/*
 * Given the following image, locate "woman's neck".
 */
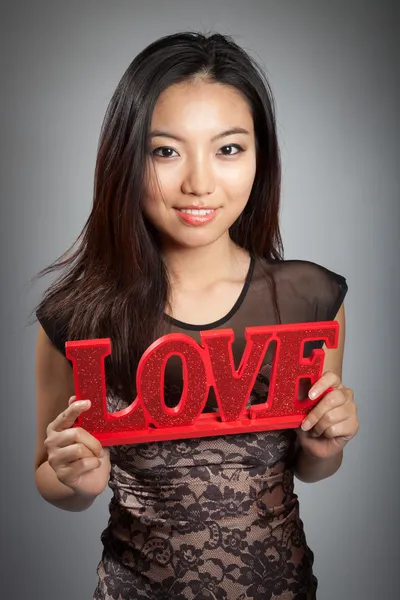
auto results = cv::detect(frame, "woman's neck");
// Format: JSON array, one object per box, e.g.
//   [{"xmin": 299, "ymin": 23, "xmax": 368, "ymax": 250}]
[{"xmin": 162, "ymin": 234, "xmax": 248, "ymax": 292}]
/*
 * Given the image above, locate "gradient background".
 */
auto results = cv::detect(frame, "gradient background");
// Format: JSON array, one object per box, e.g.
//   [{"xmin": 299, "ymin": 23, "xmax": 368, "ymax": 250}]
[{"xmin": 1, "ymin": 1, "xmax": 399, "ymax": 598}]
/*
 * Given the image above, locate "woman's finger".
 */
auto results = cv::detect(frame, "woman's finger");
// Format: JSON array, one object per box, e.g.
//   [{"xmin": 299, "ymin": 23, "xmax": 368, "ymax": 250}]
[
  {"xmin": 301, "ymin": 389, "xmax": 348, "ymax": 431},
  {"xmin": 48, "ymin": 426, "xmax": 104, "ymax": 458},
  {"xmin": 49, "ymin": 443, "xmax": 95, "ymax": 470},
  {"xmin": 315, "ymin": 415, "xmax": 359, "ymax": 440},
  {"xmin": 308, "ymin": 370, "xmax": 343, "ymax": 400},
  {"xmin": 307, "ymin": 404, "xmax": 354, "ymax": 437},
  {"xmin": 47, "ymin": 399, "xmax": 91, "ymax": 434},
  {"xmin": 56, "ymin": 457, "xmax": 102, "ymax": 486}
]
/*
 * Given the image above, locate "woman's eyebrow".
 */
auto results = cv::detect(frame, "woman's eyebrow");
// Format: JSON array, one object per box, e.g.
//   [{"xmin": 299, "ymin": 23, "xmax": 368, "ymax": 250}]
[{"xmin": 149, "ymin": 127, "xmax": 251, "ymax": 142}]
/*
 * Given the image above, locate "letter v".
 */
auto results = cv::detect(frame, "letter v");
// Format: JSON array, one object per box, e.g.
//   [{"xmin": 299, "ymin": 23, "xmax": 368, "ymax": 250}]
[{"xmin": 200, "ymin": 327, "xmax": 274, "ymax": 422}]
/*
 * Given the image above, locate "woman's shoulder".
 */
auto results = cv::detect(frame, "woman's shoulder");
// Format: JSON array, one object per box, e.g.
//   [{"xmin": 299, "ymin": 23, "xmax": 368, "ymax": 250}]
[
  {"xmin": 254, "ymin": 256, "xmax": 348, "ymax": 321},
  {"xmin": 266, "ymin": 257, "xmax": 346, "ymax": 287},
  {"xmin": 36, "ymin": 300, "xmax": 70, "ymax": 356}
]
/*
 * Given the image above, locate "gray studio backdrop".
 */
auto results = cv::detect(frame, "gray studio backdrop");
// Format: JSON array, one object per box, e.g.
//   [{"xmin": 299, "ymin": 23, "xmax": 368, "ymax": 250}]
[{"xmin": 1, "ymin": 1, "xmax": 399, "ymax": 599}]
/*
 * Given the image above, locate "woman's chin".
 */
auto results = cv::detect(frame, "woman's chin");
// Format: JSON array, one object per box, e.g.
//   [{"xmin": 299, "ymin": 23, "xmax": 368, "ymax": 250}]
[{"xmin": 163, "ymin": 229, "xmax": 226, "ymax": 250}]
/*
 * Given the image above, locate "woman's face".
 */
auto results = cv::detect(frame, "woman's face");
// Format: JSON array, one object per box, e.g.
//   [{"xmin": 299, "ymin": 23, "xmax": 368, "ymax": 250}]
[{"xmin": 143, "ymin": 79, "xmax": 257, "ymax": 249}]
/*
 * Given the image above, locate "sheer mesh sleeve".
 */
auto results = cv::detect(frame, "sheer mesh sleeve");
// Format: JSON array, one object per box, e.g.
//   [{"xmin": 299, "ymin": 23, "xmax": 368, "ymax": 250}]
[
  {"xmin": 268, "ymin": 259, "xmax": 348, "ymax": 354},
  {"xmin": 270, "ymin": 259, "xmax": 348, "ymax": 323},
  {"xmin": 36, "ymin": 306, "xmax": 68, "ymax": 356},
  {"xmin": 295, "ymin": 260, "xmax": 347, "ymax": 322}
]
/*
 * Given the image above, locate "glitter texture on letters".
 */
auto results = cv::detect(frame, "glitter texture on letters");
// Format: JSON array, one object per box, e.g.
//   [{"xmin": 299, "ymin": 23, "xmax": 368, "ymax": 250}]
[{"xmin": 65, "ymin": 321, "xmax": 339, "ymax": 446}]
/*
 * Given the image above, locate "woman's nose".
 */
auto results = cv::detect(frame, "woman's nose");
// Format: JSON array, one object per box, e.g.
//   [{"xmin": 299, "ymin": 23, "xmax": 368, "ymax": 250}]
[{"xmin": 181, "ymin": 157, "xmax": 215, "ymax": 197}]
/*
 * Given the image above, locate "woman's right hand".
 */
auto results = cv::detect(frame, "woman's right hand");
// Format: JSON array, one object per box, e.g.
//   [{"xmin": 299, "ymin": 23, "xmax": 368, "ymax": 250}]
[{"xmin": 44, "ymin": 396, "xmax": 111, "ymax": 500}]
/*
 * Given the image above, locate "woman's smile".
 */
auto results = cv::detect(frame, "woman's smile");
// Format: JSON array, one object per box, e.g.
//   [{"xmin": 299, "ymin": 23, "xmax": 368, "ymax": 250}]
[{"xmin": 174, "ymin": 206, "xmax": 219, "ymax": 226}]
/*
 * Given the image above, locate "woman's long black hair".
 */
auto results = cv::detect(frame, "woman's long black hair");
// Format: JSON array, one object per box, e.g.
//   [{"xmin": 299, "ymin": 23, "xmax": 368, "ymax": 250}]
[{"xmin": 33, "ymin": 31, "xmax": 283, "ymax": 405}]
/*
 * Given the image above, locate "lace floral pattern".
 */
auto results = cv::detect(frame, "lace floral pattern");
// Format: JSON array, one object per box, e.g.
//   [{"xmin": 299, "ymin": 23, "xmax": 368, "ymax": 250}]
[{"xmin": 93, "ymin": 392, "xmax": 317, "ymax": 599}]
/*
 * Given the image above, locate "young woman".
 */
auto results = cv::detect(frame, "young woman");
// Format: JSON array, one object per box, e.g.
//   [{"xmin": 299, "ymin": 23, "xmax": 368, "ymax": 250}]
[{"xmin": 34, "ymin": 32, "xmax": 358, "ymax": 600}]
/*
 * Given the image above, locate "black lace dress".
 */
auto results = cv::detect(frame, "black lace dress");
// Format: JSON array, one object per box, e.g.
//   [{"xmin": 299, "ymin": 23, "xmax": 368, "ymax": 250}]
[{"xmin": 37, "ymin": 257, "xmax": 348, "ymax": 600}]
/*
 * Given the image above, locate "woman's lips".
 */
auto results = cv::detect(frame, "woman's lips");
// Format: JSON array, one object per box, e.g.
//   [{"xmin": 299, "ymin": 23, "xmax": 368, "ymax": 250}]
[{"xmin": 174, "ymin": 207, "xmax": 218, "ymax": 226}]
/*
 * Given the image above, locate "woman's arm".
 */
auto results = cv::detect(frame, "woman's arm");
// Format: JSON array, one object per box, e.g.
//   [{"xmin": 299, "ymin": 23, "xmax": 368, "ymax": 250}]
[
  {"xmin": 34, "ymin": 325, "xmax": 110, "ymax": 511},
  {"xmin": 294, "ymin": 304, "xmax": 358, "ymax": 483}
]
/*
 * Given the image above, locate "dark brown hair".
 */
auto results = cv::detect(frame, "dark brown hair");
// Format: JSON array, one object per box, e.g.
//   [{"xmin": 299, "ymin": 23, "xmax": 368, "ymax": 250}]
[{"xmin": 33, "ymin": 31, "xmax": 283, "ymax": 404}]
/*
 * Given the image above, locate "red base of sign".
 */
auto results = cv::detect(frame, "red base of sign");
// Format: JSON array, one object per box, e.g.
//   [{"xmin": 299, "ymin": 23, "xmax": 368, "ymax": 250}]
[{"xmin": 86, "ymin": 404, "xmax": 331, "ymax": 446}]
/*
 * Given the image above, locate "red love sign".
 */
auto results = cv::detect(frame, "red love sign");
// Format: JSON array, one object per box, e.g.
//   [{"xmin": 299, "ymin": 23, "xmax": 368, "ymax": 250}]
[{"xmin": 65, "ymin": 321, "xmax": 338, "ymax": 446}]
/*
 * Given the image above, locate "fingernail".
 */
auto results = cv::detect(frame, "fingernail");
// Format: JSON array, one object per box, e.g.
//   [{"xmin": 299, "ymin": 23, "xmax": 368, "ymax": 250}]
[
  {"xmin": 301, "ymin": 419, "xmax": 312, "ymax": 431},
  {"xmin": 76, "ymin": 400, "xmax": 90, "ymax": 407},
  {"xmin": 99, "ymin": 449, "xmax": 105, "ymax": 458},
  {"xmin": 309, "ymin": 389, "xmax": 318, "ymax": 400},
  {"xmin": 310, "ymin": 431, "xmax": 320, "ymax": 438}
]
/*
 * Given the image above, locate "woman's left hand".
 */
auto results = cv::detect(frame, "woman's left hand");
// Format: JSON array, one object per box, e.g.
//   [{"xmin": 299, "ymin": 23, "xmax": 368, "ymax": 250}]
[{"xmin": 296, "ymin": 371, "xmax": 359, "ymax": 460}]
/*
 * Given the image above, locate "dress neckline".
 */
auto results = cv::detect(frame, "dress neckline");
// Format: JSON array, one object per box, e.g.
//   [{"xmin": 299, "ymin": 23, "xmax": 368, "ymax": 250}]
[{"xmin": 164, "ymin": 254, "xmax": 255, "ymax": 331}]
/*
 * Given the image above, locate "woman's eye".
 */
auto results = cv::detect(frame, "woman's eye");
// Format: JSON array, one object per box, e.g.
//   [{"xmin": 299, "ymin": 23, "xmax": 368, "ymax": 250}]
[
  {"xmin": 152, "ymin": 147, "xmax": 178, "ymax": 158},
  {"xmin": 217, "ymin": 144, "xmax": 244, "ymax": 156}
]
